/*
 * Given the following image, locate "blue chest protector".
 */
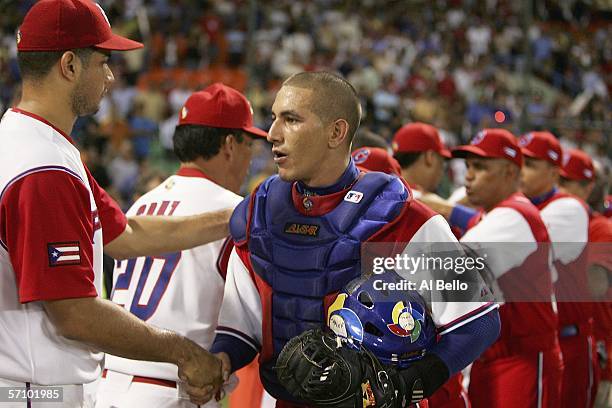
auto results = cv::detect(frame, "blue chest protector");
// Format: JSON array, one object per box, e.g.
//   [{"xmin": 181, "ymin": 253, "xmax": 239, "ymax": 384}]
[{"xmin": 231, "ymin": 172, "xmax": 410, "ymax": 359}]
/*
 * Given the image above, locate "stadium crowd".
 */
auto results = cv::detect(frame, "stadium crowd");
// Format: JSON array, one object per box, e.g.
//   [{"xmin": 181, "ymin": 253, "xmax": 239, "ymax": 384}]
[{"xmin": 0, "ymin": 0, "xmax": 609, "ymax": 210}]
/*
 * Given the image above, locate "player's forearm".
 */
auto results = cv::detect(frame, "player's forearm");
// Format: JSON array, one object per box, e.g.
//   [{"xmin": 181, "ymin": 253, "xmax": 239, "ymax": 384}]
[
  {"xmin": 105, "ymin": 208, "xmax": 232, "ymax": 260},
  {"xmin": 430, "ymin": 308, "xmax": 500, "ymax": 375},
  {"xmin": 43, "ymin": 296, "xmax": 192, "ymax": 365},
  {"xmin": 418, "ymin": 193, "xmax": 454, "ymax": 219},
  {"xmin": 398, "ymin": 309, "xmax": 500, "ymax": 400}
]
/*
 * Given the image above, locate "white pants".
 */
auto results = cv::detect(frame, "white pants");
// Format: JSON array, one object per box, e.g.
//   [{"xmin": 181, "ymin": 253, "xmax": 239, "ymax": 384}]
[
  {"xmin": 0, "ymin": 378, "xmax": 89, "ymax": 408},
  {"xmin": 95, "ymin": 370, "xmax": 231, "ymax": 408}
]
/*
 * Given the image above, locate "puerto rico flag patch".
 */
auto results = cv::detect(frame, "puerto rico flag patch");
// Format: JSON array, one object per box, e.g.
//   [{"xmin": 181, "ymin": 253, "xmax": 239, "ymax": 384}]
[{"xmin": 48, "ymin": 241, "xmax": 81, "ymax": 267}]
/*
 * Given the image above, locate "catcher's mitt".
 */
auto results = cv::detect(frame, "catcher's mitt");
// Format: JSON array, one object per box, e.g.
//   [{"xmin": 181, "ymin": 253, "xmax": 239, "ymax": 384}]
[{"xmin": 275, "ymin": 328, "xmax": 424, "ymax": 407}]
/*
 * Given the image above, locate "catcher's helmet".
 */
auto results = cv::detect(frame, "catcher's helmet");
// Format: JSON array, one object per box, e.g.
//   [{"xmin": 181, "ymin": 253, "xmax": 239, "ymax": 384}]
[{"xmin": 327, "ymin": 272, "xmax": 436, "ymax": 368}]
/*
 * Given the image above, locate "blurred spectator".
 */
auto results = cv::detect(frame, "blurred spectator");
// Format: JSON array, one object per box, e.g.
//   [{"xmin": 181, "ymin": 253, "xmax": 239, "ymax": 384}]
[
  {"xmin": 168, "ymin": 79, "xmax": 192, "ymax": 114},
  {"xmin": 159, "ymin": 107, "xmax": 179, "ymax": 159},
  {"xmin": 99, "ymin": 103, "xmax": 132, "ymax": 152},
  {"xmin": 133, "ymin": 83, "xmax": 167, "ymax": 123},
  {"xmin": 109, "ymin": 141, "xmax": 140, "ymax": 204},
  {"xmin": 128, "ymin": 101, "xmax": 158, "ymax": 162}
]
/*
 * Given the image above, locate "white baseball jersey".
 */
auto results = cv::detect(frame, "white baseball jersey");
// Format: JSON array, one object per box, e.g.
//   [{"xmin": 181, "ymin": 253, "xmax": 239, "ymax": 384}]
[
  {"xmin": 0, "ymin": 108, "xmax": 127, "ymax": 384},
  {"xmin": 461, "ymin": 206, "xmax": 539, "ymax": 278},
  {"xmin": 538, "ymin": 194, "xmax": 589, "ymax": 264},
  {"xmin": 105, "ymin": 167, "xmax": 242, "ymax": 380}
]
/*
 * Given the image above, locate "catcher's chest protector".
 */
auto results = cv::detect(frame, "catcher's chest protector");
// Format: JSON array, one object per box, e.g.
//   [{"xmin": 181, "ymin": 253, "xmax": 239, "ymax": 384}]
[{"xmin": 247, "ymin": 173, "xmax": 408, "ymax": 358}]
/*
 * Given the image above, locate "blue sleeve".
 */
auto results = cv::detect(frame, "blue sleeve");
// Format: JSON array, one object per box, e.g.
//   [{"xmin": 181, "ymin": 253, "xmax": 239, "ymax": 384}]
[
  {"xmin": 229, "ymin": 196, "xmax": 250, "ymax": 243},
  {"xmin": 429, "ymin": 308, "xmax": 500, "ymax": 375},
  {"xmin": 210, "ymin": 333, "xmax": 258, "ymax": 373},
  {"xmin": 449, "ymin": 204, "xmax": 479, "ymax": 232}
]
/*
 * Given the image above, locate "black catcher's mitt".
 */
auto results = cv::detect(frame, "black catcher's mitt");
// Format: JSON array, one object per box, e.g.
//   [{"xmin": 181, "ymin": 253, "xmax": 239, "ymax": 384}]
[{"xmin": 275, "ymin": 328, "xmax": 425, "ymax": 407}]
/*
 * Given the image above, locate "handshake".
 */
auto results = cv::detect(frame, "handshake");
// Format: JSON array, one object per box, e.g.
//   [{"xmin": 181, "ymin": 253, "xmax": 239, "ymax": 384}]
[{"xmin": 175, "ymin": 338, "xmax": 232, "ymax": 405}]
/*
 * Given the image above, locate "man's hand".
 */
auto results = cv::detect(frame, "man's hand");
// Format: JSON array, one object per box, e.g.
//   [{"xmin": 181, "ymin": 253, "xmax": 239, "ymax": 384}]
[
  {"xmin": 215, "ymin": 352, "xmax": 232, "ymax": 385},
  {"xmin": 177, "ymin": 340, "xmax": 223, "ymax": 405},
  {"xmin": 213, "ymin": 353, "xmax": 232, "ymax": 401},
  {"xmin": 43, "ymin": 296, "xmax": 227, "ymax": 406}
]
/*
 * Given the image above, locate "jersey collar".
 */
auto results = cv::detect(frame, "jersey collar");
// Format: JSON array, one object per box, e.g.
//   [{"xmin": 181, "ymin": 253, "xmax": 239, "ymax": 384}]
[
  {"xmin": 10, "ymin": 108, "xmax": 75, "ymax": 145},
  {"xmin": 529, "ymin": 187, "xmax": 557, "ymax": 206},
  {"xmin": 295, "ymin": 159, "xmax": 360, "ymax": 196},
  {"xmin": 176, "ymin": 166, "xmax": 216, "ymax": 183},
  {"xmin": 291, "ymin": 182, "xmax": 357, "ymax": 216},
  {"xmin": 291, "ymin": 161, "xmax": 362, "ymax": 216}
]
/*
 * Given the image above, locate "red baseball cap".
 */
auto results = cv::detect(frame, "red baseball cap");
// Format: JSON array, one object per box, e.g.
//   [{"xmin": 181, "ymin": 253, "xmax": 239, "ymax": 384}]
[
  {"xmin": 518, "ymin": 131, "xmax": 562, "ymax": 166},
  {"xmin": 352, "ymin": 147, "xmax": 402, "ymax": 176},
  {"xmin": 560, "ymin": 149, "xmax": 594, "ymax": 181},
  {"xmin": 17, "ymin": 0, "xmax": 143, "ymax": 52},
  {"xmin": 179, "ymin": 83, "xmax": 267, "ymax": 138},
  {"xmin": 392, "ymin": 123, "xmax": 451, "ymax": 158},
  {"xmin": 453, "ymin": 128, "xmax": 523, "ymax": 167}
]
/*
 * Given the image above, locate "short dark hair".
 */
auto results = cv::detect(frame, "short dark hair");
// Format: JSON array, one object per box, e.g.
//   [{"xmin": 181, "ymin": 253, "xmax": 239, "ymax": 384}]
[
  {"xmin": 282, "ymin": 71, "xmax": 362, "ymax": 142},
  {"xmin": 394, "ymin": 152, "xmax": 423, "ymax": 169},
  {"xmin": 17, "ymin": 48, "xmax": 94, "ymax": 80},
  {"xmin": 173, "ymin": 125, "xmax": 245, "ymax": 162}
]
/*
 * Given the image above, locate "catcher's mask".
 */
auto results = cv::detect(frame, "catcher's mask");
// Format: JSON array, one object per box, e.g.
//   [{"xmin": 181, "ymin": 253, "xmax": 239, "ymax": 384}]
[{"xmin": 327, "ymin": 272, "xmax": 436, "ymax": 369}]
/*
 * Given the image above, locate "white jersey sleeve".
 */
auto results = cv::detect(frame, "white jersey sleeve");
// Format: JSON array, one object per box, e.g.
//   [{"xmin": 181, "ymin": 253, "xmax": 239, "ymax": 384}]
[
  {"xmin": 540, "ymin": 197, "xmax": 588, "ymax": 264},
  {"xmin": 406, "ymin": 214, "xmax": 498, "ymax": 334},
  {"xmin": 460, "ymin": 207, "xmax": 538, "ymax": 279},
  {"xmin": 215, "ymin": 248, "xmax": 263, "ymax": 351}
]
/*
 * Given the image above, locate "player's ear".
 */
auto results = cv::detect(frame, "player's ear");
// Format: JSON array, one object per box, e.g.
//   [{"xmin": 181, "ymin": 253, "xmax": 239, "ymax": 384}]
[
  {"xmin": 423, "ymin": 150, "xmax": 436, "ymax": 166},
  {"xmin": 222, "ymin": 133, "xmax": 237, "ymax": 160},
  {"xmin": 329, "ymin": 118, "xmax": 350, "ymax": 149},
  {"xmin": 58, "ymin": 51, "xmax": 80, "ymax": 82}
]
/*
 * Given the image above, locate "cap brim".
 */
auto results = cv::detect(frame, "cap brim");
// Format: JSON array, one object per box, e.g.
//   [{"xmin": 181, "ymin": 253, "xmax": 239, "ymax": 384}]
[
  {"xmin": 559, "ymin": 168, "xmax": 588, "ymax": 181},
  {"xmin": 521, "ymin": 147, "xmax": 542, "ymax": 160},
  {"xmin": 558, "ymin": 168, "xmax": 574, "ymax": 179},
  {"xmin": 451, "ymin": 145, "xmax": 489, "ymax": 159},
  {"xmin": 243, "ymin": 126, "xmax": 268, "ymax": 138},
  {"xmin": 95, "ymin": 33, "xmax": 143, "ymax": 51},
  {"xmin": 439, "ymin": 147, "xmax": 452, "ymax": 159},
  {"xmin": 522, "ymin": 147, "xmax": 561, "ymax": 166}
]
